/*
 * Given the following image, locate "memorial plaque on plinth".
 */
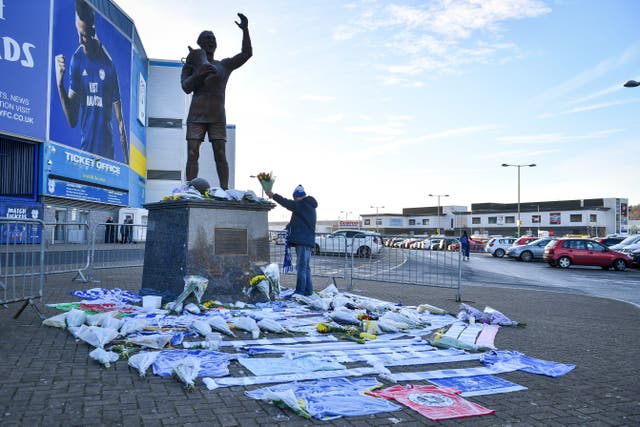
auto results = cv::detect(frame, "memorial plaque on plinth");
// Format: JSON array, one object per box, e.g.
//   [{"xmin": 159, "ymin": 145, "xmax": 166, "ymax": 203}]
[{"xmin": 141, "ymin": 198, "xmax": 275, "ymax": 302}]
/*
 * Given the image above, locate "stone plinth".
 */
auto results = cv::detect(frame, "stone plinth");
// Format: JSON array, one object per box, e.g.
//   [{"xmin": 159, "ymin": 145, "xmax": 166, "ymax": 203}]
[{"xmin": 141, "ymin": 198, "xmax": 275, "ymax": 302}]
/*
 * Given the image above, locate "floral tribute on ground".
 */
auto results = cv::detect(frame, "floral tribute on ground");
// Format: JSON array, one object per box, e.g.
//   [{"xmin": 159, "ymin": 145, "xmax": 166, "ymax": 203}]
[{"xmin": 42, "ymin": 273, "xmax": 574, "ymax": 421}]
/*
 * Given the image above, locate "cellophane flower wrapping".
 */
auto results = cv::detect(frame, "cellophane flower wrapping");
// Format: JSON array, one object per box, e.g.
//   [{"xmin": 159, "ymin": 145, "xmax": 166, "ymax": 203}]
[
  {"xmin": 208, "ymin": 315, "xmax": 235, "ymax": 337},
  {"xmin": 168, "ymin": 275, "xmax": 209, "ymax": 314},
  {"xmin": 73, "ymin": 325, "xmax": 119, "ymax": 348},
  {"xmin": 128, "ymin": 351, "xmax": 160, "ymax": 377},
  {"xmin": 256, "ymin": 172, "xmax": 275, "ymax": 192},
  {"xmin": 89, "ymin": 347, "xmax": 120, "ymax": 368},
  {"xmin": 243, "ymin": 278, "xmax": 270, "ymax": 303},
  {"xmin": 260, "ymin": 389, "xmax": 311, "ymax": 420},
  {"xmin": 233, "ymin": 316, "xmax": 260, "ymax": 339},
  {"xmin": 261, "ymin": 263, "xmax": 281, "ymax": 298},
  {"xmin": 172, "ymin": 357, "xmax": 201, "ymax": 390}
]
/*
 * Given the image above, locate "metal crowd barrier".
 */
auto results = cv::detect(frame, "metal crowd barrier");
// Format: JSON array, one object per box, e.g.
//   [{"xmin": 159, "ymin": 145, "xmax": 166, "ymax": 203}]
[
  {"xmin": 355, "ymin": 234, "xmax": 462, "ymax": 301},
  {"xmin": 269, "ymin": 231, "xmax": 462, "ymax": 301},
  {"xmin": 84, "ymin": 223, "xmax": 147, "ymax": 282},
  {"xmin": 269, "ymin": 231, "xmax": 348, "ymax": 285},
  {"xmin": 0, "ymin": 217, "xmax": 45, "ymax": 318},
  {"xmin": 42, "ymin": 222, "xmax": 91, "ymax": 281}
]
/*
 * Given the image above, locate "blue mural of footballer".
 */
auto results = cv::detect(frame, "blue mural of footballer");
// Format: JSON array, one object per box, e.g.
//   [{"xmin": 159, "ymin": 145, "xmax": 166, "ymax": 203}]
[{"xmin": 54, "ymin": 0, "xmax": 129, "ymax": 163}]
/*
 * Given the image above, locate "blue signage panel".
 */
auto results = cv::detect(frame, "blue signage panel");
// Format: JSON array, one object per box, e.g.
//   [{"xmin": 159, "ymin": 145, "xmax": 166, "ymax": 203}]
[
  {"xmin": 45, "ymin": 178, "xmax": 128, "ymax": 206},
  {"xmin": 0, "ymin": 201, "xmax": 43, "ymax": 244},
  {"xmin": 43, "ymin": 141, "xmax": 129, "ymax": 190},
  {"xmin": 0, "ymin": 1, "xmax": 51, "ymax": 140},
  {"xmin": 49, "ymin": 0, "xmax": 132, "ymax": 164}
]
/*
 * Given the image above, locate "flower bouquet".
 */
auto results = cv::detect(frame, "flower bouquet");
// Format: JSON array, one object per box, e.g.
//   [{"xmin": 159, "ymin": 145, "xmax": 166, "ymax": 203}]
[{"xmin": 256, "ymin": 171, "xmax": 275, "ymax": 192}]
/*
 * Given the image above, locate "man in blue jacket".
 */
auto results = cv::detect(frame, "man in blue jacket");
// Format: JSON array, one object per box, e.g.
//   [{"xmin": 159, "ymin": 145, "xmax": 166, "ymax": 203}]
[{"xmin": 266, "ymin": 185, "xmax": 318, "ymax": 296}]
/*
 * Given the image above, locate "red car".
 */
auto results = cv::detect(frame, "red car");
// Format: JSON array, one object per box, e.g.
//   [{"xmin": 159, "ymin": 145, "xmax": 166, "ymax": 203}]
[
  {"xmin": 543, "ymin": 238, "xmax": 632, "ymax": 271},
  {"xmin": 513, "ymin": 236, "xmax": 537, "ymax": 246},
  {"xmin": 448, "ymin": 239, "xmax": 484, "ymax": 252}
]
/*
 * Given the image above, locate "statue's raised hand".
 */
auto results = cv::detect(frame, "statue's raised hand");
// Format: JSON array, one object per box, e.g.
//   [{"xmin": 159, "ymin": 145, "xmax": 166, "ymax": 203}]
[{"xmin": 235, "ymin": 13, "xmax": 248, "ymax": 30}]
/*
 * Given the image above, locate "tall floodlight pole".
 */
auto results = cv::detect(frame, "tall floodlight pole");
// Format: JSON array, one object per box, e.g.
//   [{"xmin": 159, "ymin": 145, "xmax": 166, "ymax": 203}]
[
  {"xmin": 501, "ymin": 163, "xmax": 536, "ymax": 237},
  {"xmin": 371, "ymin": 205, "xmax": 384, "ymax": 233},
  {"xmin": 428, "ymin": 194, "xmax": 449, "ymax": 235}
]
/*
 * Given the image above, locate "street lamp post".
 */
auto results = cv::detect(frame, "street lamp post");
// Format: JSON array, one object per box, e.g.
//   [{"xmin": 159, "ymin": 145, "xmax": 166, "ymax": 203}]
[
  {"xmin": 340, "ymin": 211, "xmax": 352, "ymax": 221},
  {"xmin": 428, "ymin": 194, "xmax": 449, "ymax": 235},
  {"xmin": 501, "ymin": 163, "xmax": 536, "ymax": 237},
  {"xmin": 370, "ymin": 205, "xmax": 384, "ymax": 233}
]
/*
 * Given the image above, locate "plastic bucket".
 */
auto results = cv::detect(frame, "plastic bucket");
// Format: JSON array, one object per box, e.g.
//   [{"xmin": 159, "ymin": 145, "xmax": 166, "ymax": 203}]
[{"xmin": 142, "ymin": 295, "xmax": 162, "ymax": 309}]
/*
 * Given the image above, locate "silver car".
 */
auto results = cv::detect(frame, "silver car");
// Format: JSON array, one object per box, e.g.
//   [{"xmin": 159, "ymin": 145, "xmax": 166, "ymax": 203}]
[{"xmin": 506, "ymin": 238, "xmax": 556, "ymax": 262}]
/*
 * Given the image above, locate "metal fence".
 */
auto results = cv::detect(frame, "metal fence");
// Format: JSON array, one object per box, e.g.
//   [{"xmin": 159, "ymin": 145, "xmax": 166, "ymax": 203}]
[
  {"xmin": 2, "ymin": 220, "xmax": 461, "ymax": 318},
  {"xmin": 42, "ymin": 222, "xmax": 92, "ymax": 281},
  {"xmin": 87, "ymin": 223, "xmax": 147, "ymax": 280},
  {"xmin": 0, "ymin": 218, "xmax": 45, "ymax": 318},
  {"xmin": 269, "ymin": 231, "xmax": 462, "ymax": 301}
]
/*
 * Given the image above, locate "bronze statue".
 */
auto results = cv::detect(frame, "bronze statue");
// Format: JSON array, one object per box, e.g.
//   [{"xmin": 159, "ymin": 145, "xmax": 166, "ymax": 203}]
[{"xmin": 181, "ymin": 13, "xmax": 252, "ymax": 189}]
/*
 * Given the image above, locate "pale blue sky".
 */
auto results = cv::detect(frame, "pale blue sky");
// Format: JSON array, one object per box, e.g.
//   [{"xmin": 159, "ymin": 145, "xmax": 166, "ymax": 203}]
[{"xmin": 115, "ymin": 0, "xmax": 640, "ymax": 222}]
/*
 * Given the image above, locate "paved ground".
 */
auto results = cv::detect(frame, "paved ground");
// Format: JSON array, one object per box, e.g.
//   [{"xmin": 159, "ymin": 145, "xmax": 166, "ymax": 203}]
[{"xmin": 1, "ymin": 267, "xmax": 639, "ymax": 426}]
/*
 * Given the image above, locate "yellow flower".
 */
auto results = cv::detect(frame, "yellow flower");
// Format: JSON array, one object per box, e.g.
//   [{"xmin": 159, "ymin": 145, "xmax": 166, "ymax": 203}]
[
  {"xmin": 359, "ymin": 332, "xmax": 377, "ymax": 340},
  {"xmin": 172, "ymin": 194, "xmax": 180, "ymax": 200},
  {"xmin": 248, "ymin": 275, "xmax": 267, "ymax": 286},
  {"xmin": 316, "ymin": 323, "xmax": 329, "ymax": 333},
  {"xmin": 162, "ymin": 196, "xmax": 170, "ymax": 201}
]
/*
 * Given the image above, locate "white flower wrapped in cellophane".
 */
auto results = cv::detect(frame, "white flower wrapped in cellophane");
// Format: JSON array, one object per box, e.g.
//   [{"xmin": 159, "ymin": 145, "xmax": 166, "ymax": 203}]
[{"xmin": 172, "ymin": 357, "xmax": 201, "ymax": 390}]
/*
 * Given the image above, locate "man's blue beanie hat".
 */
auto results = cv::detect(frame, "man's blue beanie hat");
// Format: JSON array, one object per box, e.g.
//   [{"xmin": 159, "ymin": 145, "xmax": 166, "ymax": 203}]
[{"xmin": 293, "ymin": 185, "xmax": 306, "ymax": 198}]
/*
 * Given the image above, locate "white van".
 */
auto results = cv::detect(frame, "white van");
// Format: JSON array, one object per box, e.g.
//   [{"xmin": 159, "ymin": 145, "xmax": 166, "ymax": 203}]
[{"xmin": 118, "ymin": 208, "xmax": 148, "ymax": 243}]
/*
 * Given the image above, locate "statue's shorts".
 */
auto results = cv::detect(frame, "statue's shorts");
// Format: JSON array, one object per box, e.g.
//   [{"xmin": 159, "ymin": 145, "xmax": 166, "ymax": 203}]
[{"xmin": 186, "ymin": 122, "xmax": 227, "ymax": 141}]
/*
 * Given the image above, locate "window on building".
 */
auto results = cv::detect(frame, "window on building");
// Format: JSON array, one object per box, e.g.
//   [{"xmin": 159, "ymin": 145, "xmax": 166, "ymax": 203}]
[
  {"xmin": 472, "ymin": 217, "xmax": 481, "ymax": 224},
  {"xmin": 488, "ymin": 217, "xmax": 497, "ymax": 224},
  {"xmin": 589, "ymin": 214, "xmax": 597, "ymax": 223},
  {"xmin": 376, "ymin": 219, "xmax": 382, "ymax": 225},
  {"xmin": 422, "ymin": 218, "xmax": 429, "ymax": 225},
  {"xmin": 570, "ymin": 214, "xmax": 582, "ymax": 222},
  {"xmin": 0, "ymin": 137, "xmax": 37, "ymax": 198},
  {"xmin": 505, "ymin": 216, "xmax": 515, "ymax": 224},
  {"xmin": 409, "ymin": 219, "xmax": 416, "ymax": 225},
  {"xmin": 147, "ymin": 170, "xmax": 182, "ymax": 180},
  {"xmin": 364, "ymin": 219, "xmax": 370, "ymax": 225},
  {"xmin": 532, "ymin": 215, "xmax": 541, "ymax": 224}
]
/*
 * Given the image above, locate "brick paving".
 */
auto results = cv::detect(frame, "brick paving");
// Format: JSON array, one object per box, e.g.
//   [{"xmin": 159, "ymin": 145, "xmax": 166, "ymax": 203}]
[{"xmin": 1, "ymin": 267, "xmax": 639, "ymax": 426}]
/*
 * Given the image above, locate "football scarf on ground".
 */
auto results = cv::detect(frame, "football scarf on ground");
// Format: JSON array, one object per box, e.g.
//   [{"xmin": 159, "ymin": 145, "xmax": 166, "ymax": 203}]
[
  {"xmin": 246, "ymin": 377, "xmax": 402, "ymax": 420},
  {"xmin": 368, "ymin": 384, "xmax": 495, "ymax": 421},
  {"xmin": 428, "ymin": 375, "xmax": 527, "ymax": 397}
]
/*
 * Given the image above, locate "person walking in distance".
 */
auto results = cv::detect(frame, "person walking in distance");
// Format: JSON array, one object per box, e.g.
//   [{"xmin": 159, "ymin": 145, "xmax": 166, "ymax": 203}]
[
  {"xmin": 105, "ymin": 216, "xmax": 116, "ymax": 243},
  {"xmin": 460, "ymin": 230, "xmax": 471, "ymax": 261},
  {"xmin": 266, "ymin": 185, "xmax": 317, "ymax": 296}
]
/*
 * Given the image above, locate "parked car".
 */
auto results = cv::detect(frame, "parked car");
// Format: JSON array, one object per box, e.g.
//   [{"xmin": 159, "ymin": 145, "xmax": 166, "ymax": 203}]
[
  {"xmin": 506, "ymin": 238, "xmax": 556, "ymax": 262},
  {"xmin": 513, "ymin": 236, "xmax": 537, "ymax": 246},
  {"xmin": 429, "ymin": 238, "xmax": 457, "ymax": 251},
  {"xmin": 411, "ymin": 238, "xmax": 432, "ymax": 250},
  {"xmin": 314, "ymin": 229, "xmax": 383, "ymax": 257},
  {"xmin": 543, "ymin": 238, "xmax": 632, "ymax": 271},
  {"xmin": 618, "ymin": 243, "xmax": 640, "ymax": 262},
  {"xmin": 594, "ymin": 236, "xmax": 627, "ymax": 247},
  {"xmin": 484, "ymin": 237, "xmax": 517, "ymax": 257},
  {"xmin": 630, "ymin": 247, "xmax": 640, "ymax": 267},
  {"xmin": 609, "ymin": 235, "xmax": 640, "ymax": 251},
  {"xmin": 447, "ymin": 239, "xmax": 484, "ymax": 252},
  {"xmin": 385, "ymin": 237, "xmax": 405, "ymax": 247}
]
